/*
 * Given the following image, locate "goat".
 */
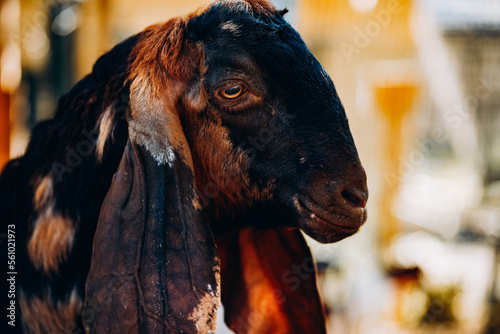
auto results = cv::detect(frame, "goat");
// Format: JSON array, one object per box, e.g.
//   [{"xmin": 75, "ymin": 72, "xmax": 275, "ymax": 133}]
[{"xmin": 0, "ymin": 0, "xmax": 368, "ymax": 333}]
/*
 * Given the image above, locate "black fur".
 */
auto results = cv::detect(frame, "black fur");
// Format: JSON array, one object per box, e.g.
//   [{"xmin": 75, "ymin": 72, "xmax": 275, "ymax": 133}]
[{"xmin": 0, "ymin": 35, "xmax": 138, "ymax": 334}]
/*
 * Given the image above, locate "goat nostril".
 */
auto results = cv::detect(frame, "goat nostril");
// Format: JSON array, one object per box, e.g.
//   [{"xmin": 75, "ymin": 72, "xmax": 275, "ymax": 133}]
[{"xmin": 342, "ymin": 188, "xmax": 368, "ymax": 208}]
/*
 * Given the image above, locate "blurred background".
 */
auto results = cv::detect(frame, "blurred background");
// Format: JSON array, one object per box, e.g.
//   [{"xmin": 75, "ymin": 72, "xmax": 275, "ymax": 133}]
[{"xmin": 0, "ymin": 0, "xmax": 499, "ymax": 333}]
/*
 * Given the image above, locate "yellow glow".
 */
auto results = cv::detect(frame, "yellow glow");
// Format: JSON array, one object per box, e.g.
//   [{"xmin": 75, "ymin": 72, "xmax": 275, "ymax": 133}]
[{"xmin": 0, "ymin": 44, "xmax": 21, "ymax": 92}]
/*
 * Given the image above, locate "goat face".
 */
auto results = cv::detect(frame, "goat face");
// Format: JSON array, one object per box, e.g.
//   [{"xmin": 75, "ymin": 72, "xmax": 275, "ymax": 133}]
[
  {"xmin": 1, "ymin": 1, "xmax": 368, "ymax": 332},
  {"xmin": 180, "ymin": 1, "xmax": 368, "ymax": 243}
]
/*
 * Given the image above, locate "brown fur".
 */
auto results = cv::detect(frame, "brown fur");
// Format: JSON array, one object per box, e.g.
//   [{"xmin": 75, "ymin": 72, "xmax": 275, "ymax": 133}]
[
  {"xmin": 190, "ymin": 107, "xmax": 274, "ymax": 219},
  {"xmin": 236, "ymin": 229, "xmax": 291, "ymax": 334},
  {"xmin": 127, "ymin": 17, "xmax": 202, "ymax": 169},
  {"xmin": 188, "ymin": 292, "xmax": 220, "ymax": 332},
  {"xmin": 128, "ymin": 17, "xmax": 200, "ymax": 84},
  {"xmin": 33, "ymin": 176, "xmax": 53, "ymax": 212},
  {"xmin": 20, "ymin": 289, "xmax": 82, "ymax": 334},
  {"xmin": 28, "ymin": 214, "xmax": 75, "ymax": 273},
  {"xmin": 30, "ymin": 176, "xmax": 75, "ymax": 273}
]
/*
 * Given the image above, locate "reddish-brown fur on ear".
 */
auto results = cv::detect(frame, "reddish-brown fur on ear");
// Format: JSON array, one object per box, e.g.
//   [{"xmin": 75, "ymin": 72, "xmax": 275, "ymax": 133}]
[
  {"xmin": 218, "ymin": 227, "xmax": 327, "ymax": 333},
  {"xmin": 126, "ymin": 16, "xmax": 202, "ymax": 170},
  {"xmin": 129, "ymin": 17, "xmax": 201, "ymax": 88}
]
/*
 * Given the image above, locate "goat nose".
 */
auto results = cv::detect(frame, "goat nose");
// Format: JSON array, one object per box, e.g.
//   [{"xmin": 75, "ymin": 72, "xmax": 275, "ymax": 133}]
[{"xmin": 341, "ymin": 186, "xmax": 368, "ymax": 208}]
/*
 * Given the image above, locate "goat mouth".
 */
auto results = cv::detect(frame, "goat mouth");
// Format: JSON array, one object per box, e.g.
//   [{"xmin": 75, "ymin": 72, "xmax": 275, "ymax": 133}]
[{"xmin": 293, "ymin": 193, "xmax": 366, "ymax": 241}]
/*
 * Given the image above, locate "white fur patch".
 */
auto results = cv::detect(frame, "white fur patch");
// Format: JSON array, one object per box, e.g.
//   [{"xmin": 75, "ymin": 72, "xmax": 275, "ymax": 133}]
[
  {"xmin": 128, "ymin": 79, "xmax": 176, "ymax": 167},
  {"xmin": 207, "ymin": 284, "xmax": 215, "ymax": 296},
  {"xmin": 96, "ymin": 105, "xmax": 115, "ymax": 161},
  {"xmin": 128, "ymin": 120, "xmax": 176, "ymax": 167}
]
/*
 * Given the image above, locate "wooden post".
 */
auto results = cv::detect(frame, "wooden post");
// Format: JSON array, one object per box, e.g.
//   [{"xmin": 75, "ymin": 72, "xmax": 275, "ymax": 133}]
[{"xmin": 375, "ymin": 83, "xmax": 417, "ymax": 250}]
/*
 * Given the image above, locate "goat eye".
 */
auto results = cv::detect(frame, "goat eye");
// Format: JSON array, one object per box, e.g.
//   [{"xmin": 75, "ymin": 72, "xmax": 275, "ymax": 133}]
[{"xmin": 220, "ymin": 85, "xmax": 243, "ymax": 99}]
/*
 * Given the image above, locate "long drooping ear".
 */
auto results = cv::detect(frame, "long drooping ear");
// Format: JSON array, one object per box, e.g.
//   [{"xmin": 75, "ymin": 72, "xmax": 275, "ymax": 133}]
[
  {"xmin": 218, "ymin": 227, "xmax": 327, "ymax": 334},
  {"xmin": 83, "ymin": 18, "xmax": 219, "ymax": 333}
]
